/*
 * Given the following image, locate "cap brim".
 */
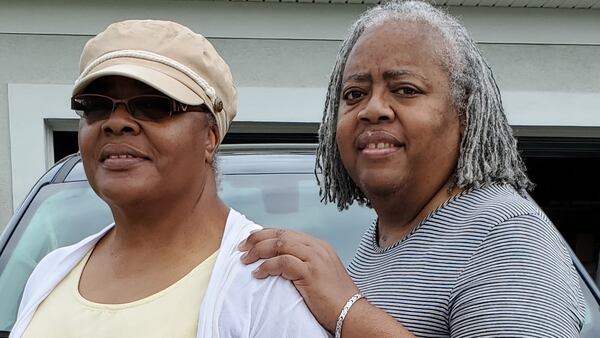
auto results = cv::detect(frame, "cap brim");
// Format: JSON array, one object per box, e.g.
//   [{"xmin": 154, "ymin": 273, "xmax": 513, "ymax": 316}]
[{"xmin": 72, "ymin": 63, "xmax": 205, "ymax": 106}]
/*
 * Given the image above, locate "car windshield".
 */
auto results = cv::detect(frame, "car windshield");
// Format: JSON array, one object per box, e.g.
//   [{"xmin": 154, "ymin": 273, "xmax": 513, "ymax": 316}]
[
  {"xmin": 0, "ymin": 171, "xmax": 375, "ymax": 331},
  {"xmin": 0, "ymin": 182, "xmax": 112, "ymax": 331}
]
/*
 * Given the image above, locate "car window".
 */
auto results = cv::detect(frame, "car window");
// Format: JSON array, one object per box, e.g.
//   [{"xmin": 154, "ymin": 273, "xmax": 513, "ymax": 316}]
[
  {"xmin": 219, "ymin": 173, "xmax": 375, "ymax": 264},
  {"xmin": 0, "ymin": 182, "xmax": 112, "ymax": 331},
  {"xmin": 0, "ymin": 172, "xmax": 374, "ymax": 332}
]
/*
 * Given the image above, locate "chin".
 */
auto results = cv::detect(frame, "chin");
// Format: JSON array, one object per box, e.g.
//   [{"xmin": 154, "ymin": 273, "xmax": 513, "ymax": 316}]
[
  {"xmin": 358, "ymin": 174, "xmax": 408, "ymax": 198},
  {"xmin": 93, "ymin": 180, "xmax": 156, "ymax": 207}
]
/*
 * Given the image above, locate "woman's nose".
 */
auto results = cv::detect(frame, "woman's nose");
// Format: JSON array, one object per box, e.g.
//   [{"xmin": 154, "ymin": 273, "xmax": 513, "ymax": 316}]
[
  {"xmin": 101, "ymin": 103, "xmax": 141, "ymax": 136},
  {"xmin": 356, "ymin": 94, "xmax": 395, "ymax": 124}
]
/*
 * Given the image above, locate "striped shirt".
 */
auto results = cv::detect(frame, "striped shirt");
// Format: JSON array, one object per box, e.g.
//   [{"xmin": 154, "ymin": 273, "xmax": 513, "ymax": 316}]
[{"xmin": 348, "ymin": 184, "xmax": 585, "ymax": 338}]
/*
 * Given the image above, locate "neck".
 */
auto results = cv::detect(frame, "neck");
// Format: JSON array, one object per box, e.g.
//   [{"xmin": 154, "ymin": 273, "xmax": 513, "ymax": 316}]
[
  {"xmin": 106, "ymin": 176, "xmax": 229, "ymax": 255},
  {"xmin": 370, "ymin": 182, "xmax": 463, "ymax": 247}
]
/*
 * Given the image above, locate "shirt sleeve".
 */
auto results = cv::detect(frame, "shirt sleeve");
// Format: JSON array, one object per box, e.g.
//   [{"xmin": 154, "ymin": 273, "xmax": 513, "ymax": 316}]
[
  {"xmin": 249, "ymin": 274, "xmax": 332, "ymax": 338},
  {"xmin": 218, "ymin": 259, "xmax": 331, "ymax": 338},
  {"xmin": 448, "ymin": 213, "xmax": 585, "ymax": 338}
]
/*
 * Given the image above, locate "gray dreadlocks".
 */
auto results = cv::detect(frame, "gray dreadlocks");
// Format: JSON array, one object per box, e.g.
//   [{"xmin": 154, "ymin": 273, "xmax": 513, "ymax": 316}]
[{"xmin": 316, "ymin": 0, "xmax": 532, "ymax": 210}]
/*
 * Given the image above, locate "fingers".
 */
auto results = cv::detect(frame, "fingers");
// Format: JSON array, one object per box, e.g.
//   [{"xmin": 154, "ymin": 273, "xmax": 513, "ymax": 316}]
[
  {"xmin": 251, "ymin": 255, "xmax": 310, "ymax": 281},
  {"xmin": 241, "ymin": 236, "xmax": 312, "ymax": 264},
  {"xmin": 239, "ymin": 228, "xmax": 302, "ymax": 251}
]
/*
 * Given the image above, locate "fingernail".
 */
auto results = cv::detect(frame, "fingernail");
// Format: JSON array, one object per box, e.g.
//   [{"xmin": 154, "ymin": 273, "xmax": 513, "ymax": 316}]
[
  {"xmin": 240, "ymin": 252, "xmax": 248, "ymax": 261},
  {"xmin": 238, "ymin": 240, "xmax": 246, "ymax": 250},
  {"xmin": 251, "ymin": 268, "xmax": 260, "ymax": 276}
]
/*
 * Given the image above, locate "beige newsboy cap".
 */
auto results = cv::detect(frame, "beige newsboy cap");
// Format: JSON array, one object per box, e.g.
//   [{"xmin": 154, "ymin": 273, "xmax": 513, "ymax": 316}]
[{"xmin": 73, "ymin": 19, "xmax": 236, "ymax": 141}]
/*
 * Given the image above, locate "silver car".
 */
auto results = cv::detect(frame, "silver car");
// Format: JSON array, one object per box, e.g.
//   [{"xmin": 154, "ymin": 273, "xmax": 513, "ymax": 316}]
[{"xmin": 1, "ymin": 144, "xmax": 599, "ymax": 337}]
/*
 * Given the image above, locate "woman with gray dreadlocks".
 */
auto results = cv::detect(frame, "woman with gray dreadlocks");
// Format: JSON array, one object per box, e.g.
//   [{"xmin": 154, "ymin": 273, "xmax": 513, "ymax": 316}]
[{"xmin": 240, "ymin": 1, "xmax": 585, "ymax": 337}]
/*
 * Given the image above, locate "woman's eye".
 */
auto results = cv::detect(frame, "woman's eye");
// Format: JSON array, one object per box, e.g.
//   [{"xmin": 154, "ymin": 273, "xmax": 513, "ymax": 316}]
[
  {"xmin": 395, "ymin": 86, "xmax": 420, "ymax": 96},
  {"xmin": 343, "ymin": 90, "xmax": 366, "ymax": 101}
]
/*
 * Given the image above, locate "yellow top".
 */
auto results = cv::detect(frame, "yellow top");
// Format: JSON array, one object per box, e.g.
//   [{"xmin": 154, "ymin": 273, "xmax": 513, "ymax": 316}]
[{"xmin": 22, "ymin": 249, "xmax": 218, "ymax": 338}]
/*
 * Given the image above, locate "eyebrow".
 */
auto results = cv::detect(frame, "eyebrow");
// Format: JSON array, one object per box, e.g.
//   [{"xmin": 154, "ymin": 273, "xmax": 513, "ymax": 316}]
[
  {"xmin": 382, "ymin": 69, "xmax": 427, "ymax": 81},
  {"xmin": 344, "ymin": 73, "xmax": 371, "ymax": 82},
  {"xmin": 343, "ymin": 69, "xmax": 428, "ymax": 83}
]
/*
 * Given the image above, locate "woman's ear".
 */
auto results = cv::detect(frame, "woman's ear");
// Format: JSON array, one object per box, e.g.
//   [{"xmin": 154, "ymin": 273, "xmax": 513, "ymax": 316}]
[{"xmin": 205, "ymin": 123, "xmax": 220, "ymax": 165}]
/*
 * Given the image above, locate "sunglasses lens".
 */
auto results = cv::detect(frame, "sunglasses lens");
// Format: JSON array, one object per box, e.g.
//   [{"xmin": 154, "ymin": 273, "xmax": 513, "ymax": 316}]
[
  {"xmin": 129, "ymin": 96, "xmax": 172, "ymax": 121},
  {"xmin": 71, "ymin": 95, "xmax": 113, "ymax": 123}
]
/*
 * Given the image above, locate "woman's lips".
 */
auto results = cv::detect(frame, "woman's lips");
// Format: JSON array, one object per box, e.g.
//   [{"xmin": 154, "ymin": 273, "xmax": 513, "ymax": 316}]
[
  {"xmin": 99, "ymin": 144, "xmax": 150, "ymax": 170},
  {"xmin": 361, "ymin": 142, "xmax": 402, "ymax": 156},
  {"xmin": 102, "ymin": 155, "xmax": 147, "ymax": 170},
  {"xmin": 356, "ymin": 131, "xmax": 404, "ymax": 156}
]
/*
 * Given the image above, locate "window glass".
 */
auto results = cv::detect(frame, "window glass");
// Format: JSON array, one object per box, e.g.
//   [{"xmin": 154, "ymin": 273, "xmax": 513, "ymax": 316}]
[
  {"xmin": 0, "ymin": 182, "xmax": 112, "ymax": 331},
  {"xmin": 219, "ymin": 173, "xmax": 375, "ymax": 264},
  {"xmin": 0, "ymin": 172, "xmax": 374, "ymax": 332}
]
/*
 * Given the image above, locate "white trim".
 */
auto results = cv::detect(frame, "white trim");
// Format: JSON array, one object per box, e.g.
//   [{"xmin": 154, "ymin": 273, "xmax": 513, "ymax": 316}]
[
  {"xmin": 8, "ymin": 84, "xmax": 80, "ymax": 211},
  {"xmin": 44, "ymin": 122, "xmax": 54, "ymax": 170},
  {"xmin": 503, "ymin": 91, "xmax": 600, "ymax": 127},
  {"xmin": 0, "ymin": 2, "xmax": 599, "ymax": 45},
  {"xmin": 45, "ymin": 119, "xmax": 79, "ymax": 132}
]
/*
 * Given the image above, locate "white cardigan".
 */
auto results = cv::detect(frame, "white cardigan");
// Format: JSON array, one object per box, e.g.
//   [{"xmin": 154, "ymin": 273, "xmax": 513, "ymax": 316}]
[{"xmin": 10, "ymin": 209, "xmax": 330, "ymax": 338}]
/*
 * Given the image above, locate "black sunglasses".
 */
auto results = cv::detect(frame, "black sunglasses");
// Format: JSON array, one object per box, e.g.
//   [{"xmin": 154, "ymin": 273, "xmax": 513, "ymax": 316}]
[{"xmin": 71, "ymin": 94, "xmax": 207, "ymax": 123}]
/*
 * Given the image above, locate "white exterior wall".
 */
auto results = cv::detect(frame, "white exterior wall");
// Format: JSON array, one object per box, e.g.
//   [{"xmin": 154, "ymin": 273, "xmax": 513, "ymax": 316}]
[{"xmin": 0, "ymin": 0, "xmax": 599, "ymax": 228}]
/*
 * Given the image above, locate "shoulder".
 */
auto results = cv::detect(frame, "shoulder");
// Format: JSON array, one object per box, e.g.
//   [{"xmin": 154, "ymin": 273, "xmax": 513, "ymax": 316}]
[
  {"xmin": 454, "ymin": 185, "xmax": 571, "ymax": 273},
  {"xmin": 458, "ymin": 212, "xmax": 573, "ymax": 277},
  {"xmin": 417, "ymin": 184, "xmax": 551, "ymax": 254},
  {"xmin": 223, "ymin": 209, "xmax": 261, "ymax": 246},
  {"xmin": 453, "ymin": 184, "xmax": 542, "ymax": 222},
  {"xmin": 449, "ymin": 213, "xmax": 585, "ymax": 334},
  {"xmin": 219, "ymin": 258, "xmax": 329, "ymax": 337},
  {"xmin": 465, "ymin": 185, "xmax": 565, "ymax": 257},
  {"xmin": 217, "ymin": 210, "xmax": 329, "ymax": 337},
  {"xmin": 434, "ymin": 184, "xmax": 550, "ymax": 240}
]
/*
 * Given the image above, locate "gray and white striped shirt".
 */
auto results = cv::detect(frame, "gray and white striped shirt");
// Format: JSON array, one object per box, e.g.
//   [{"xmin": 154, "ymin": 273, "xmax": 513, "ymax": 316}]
[{"xmin": 348, "ymin": 184, "xmax": 585, "ymax": 338}]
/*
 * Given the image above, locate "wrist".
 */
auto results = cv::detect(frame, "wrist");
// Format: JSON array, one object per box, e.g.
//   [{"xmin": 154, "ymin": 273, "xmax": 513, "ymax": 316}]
[{"xmin": 334, "ymin": 293, "xmax": 364, "ymax": 338}]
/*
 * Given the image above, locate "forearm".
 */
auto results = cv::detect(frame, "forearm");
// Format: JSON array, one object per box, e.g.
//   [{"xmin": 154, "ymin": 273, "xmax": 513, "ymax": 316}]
[{"xmin": 340, "ymin": 299, "xmax": 416, "ymax": 338}]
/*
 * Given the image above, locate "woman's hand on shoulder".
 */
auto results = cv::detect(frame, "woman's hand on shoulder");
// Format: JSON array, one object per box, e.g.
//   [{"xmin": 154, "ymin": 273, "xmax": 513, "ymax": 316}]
[{"xmin": 238, "ymin": 228, "xmax": 360, "ymax": 332}]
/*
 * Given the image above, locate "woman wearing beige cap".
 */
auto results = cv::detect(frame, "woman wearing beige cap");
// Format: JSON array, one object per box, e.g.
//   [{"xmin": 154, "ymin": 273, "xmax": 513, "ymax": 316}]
[{"xmin": 10, "ymin": 20, "xmax": 329, "ymax": 338}]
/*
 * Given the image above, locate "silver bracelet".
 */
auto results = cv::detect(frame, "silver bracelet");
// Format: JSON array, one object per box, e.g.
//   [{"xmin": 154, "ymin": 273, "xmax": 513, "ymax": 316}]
[{"xmin": 334, "ymin": 293, "xmax": 363, "ymax": 338}]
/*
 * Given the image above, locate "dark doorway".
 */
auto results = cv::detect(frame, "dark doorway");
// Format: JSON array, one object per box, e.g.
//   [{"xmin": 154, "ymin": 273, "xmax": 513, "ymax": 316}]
[
  {"xmin": 53, "ymin": 131, "xmax": 79, "ymax": 163},
  {"xmin": 519, "ymin": 137, "xmax": 600, "ymax": 284}
]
